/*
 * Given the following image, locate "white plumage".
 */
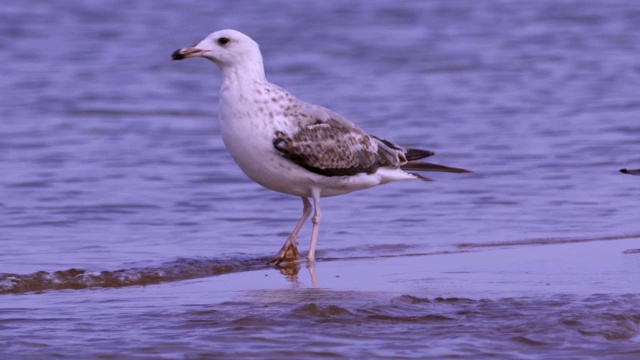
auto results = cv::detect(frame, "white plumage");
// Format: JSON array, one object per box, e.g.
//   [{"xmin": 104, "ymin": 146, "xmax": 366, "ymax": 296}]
[{"xmin": 172, "ymin": 29, "xmax": 471, "ymax": 264}]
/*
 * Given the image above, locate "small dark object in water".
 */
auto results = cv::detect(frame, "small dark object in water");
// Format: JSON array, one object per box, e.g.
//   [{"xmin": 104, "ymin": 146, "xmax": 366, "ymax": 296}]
[
  {"xmin": 620, "ymin": 168, "xmax": 640, "ymax": 175},
  {"xmin": 623, "ymin": 249, "xmax": 640, "ymax": 254}
]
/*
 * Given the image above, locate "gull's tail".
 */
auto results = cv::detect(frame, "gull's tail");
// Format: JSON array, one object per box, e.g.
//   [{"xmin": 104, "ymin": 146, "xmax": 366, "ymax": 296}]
[
  {"xmin": 405, "ymin": 148, "xmax": 435, "ymax": 161},
  {"xmin": 402, "ymin": 147, "xmax": 472, "ymax": 174}
]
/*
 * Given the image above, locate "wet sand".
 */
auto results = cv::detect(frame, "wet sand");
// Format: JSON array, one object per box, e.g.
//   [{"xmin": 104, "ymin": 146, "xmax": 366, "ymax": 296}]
[
  {"xmin": 3, "ymin": 234, "xmax": 639, "ymax": 359},
  {"xmin": 196, "ymin": 234, "xmax": 640, "ymax": 298}
]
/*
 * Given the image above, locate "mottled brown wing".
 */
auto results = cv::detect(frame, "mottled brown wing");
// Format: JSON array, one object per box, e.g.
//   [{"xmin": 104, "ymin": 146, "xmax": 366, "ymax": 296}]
[{"xmin": 273, "ymin": 123, "xmax": 383, "ymax": 177}]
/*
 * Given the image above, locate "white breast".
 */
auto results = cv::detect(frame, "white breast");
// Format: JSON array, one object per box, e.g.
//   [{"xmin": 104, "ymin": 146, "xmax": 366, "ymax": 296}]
[
  {"xmin": 216, "ymin": 82, "xmax": 409, "ymax": 199},
  {"xmin": 217, "ymin": 87, "xmax": 317, "ymax": 197}
]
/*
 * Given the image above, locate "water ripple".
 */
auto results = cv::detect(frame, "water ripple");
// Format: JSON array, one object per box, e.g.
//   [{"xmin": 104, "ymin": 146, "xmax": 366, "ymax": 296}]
[{"xmin": 0, "ymin": 256, "xmax": 271, "ymax": 294}]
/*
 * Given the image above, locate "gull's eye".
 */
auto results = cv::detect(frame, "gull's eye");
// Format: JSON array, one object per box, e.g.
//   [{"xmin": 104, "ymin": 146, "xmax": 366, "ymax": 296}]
[{"xmin": 217, "ymin": 37, "xmax": 230, "ymax": 46}]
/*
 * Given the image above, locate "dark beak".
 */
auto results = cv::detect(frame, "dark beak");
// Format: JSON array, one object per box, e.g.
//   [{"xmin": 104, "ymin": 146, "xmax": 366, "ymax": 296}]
[{"xmin": 171, "ymin": 47, "xmax": 207, "ymax": 60}]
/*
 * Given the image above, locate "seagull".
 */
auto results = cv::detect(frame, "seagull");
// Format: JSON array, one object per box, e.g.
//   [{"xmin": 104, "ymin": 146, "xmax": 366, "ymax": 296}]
[
  {"xmin": 620, "ymin": 169, "xmax": 640, "ymax": 175},
  {"xmin": 171, "ymin": 29, "xmax": 471, "ymax": 265}
]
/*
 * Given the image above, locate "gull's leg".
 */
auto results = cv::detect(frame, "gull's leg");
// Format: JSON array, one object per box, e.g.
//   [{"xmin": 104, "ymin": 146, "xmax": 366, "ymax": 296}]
[
  {"xmin": 307, "ymin": 189, "xmax": 322, "ymax": 263},
  {"xmin": 272, "ymin": 197, "xmax": 312, "ymax": 265}
]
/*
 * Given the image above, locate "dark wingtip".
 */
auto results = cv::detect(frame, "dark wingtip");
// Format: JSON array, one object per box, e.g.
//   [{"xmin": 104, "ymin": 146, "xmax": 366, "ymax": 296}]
[
  {"xmin": 620, "ymin": 168, "xmax": 628, "ymax": 173},
  {"xmin": 410, "ymin": 173, "xmax": 435, "ymax": 182},
  {"xmin": 401, "ymin": 162, "xmax": 472, "ymax": 174}
]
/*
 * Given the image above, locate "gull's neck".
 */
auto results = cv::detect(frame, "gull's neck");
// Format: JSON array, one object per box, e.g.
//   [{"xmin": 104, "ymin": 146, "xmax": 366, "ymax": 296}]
[{"xmin": 220, "ymin": 60, "xmax": 267, "ymax": 93}]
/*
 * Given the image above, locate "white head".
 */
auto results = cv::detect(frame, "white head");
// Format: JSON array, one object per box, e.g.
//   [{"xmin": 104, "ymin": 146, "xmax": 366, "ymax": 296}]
[{"xmin": 172, "ymin": 29, "xmax": 265, "ymax": 78}]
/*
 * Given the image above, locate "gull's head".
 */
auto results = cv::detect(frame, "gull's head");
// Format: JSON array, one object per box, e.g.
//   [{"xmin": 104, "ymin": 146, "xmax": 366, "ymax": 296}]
[{"xmin": 171, "ymin": 29, "xmax": 262, "ymax": 70}]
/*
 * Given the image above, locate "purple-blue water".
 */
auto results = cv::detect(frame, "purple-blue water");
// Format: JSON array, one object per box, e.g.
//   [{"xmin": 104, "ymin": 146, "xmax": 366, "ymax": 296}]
[{"xmin": 2, "ymin": 1, "xmax": 640, "ymax": 358}]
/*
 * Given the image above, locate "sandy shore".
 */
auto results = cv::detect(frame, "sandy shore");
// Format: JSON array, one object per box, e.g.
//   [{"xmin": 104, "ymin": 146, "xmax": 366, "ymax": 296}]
[{"xmin": 200, "ymin": 235, "xmax": 640, "ymax": 299}]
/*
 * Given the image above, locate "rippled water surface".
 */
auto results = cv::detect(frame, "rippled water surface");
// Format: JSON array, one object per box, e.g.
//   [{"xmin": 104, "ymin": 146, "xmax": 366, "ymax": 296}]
[{"xmin": 2, "ymin": 0, "xmax": 640, "ymax": 358}]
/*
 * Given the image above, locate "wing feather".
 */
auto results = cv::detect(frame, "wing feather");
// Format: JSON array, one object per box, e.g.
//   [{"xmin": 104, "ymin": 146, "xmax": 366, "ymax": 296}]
[
  {"xmin": 273, "ymin": 123, "xmax": 383, "ymax": 176},
  {"xmin": 272, "ymin": 100, "xmax": 469, "ymax": 177}
]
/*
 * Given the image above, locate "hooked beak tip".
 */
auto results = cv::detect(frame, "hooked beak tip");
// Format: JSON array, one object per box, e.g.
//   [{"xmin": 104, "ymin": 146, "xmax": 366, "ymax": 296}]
[
  {"xmin": 171, "ymin": 47, "xmax": 206, "ymax": 61},
  {"xmin": 171, "ymin": 49, "xmax": 184, "ymax": 61}
]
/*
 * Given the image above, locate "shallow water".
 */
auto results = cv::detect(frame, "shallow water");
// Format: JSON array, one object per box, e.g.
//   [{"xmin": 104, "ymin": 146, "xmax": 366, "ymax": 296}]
[{"xmin": 2, "ymin": 0, "xmax": 640, "ymax": 358}]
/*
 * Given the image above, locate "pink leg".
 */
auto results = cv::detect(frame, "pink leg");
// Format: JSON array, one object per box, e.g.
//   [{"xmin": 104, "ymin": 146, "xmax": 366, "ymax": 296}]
[
  {"xmin": 306, "ymin": 189, "xmax": 321, "ymax": 263},
  {"xmin": 272, "ymin": 197, "xmax": 312, "ymax": 264}
]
